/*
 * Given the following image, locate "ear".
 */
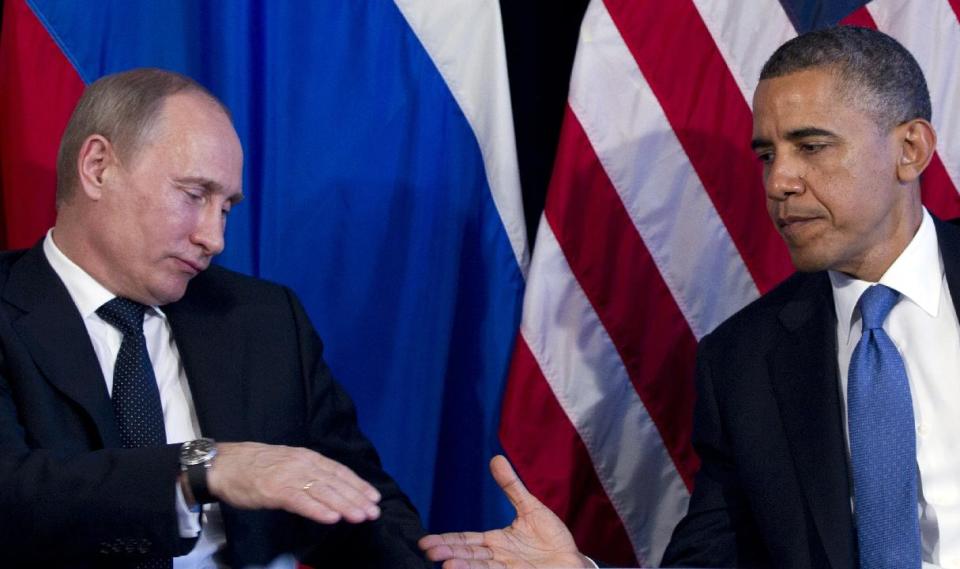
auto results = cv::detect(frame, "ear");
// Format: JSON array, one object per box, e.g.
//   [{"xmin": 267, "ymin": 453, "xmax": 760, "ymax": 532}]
[
  {"xmin": 895, "ymin": 119, "xmax": 936, "ymax": 184},
  {"xmin": 76, "ymin": 134, "xmax": 117, "ymax": 200}
]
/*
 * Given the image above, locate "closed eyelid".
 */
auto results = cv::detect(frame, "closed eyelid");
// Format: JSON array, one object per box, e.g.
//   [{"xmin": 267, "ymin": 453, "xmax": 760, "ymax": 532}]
[{"xmin": 173, "ymin": 177, "xmax": 243, "ymax": 206}]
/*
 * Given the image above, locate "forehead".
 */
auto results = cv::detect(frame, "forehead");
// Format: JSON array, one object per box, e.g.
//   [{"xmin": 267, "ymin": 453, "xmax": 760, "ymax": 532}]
[
  {"xmin": 136, "ymin": 92, "xmax": 244, "ymax": 195},
  {"xmin": 752, "ymin": 68, "xmax": 847, "ymax": 133}
]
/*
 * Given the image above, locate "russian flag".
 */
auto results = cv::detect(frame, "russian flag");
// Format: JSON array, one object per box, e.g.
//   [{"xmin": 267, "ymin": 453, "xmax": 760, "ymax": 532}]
[{"xmin": 0, "ymin": 0, "xmax": 527, "ymax": 533}]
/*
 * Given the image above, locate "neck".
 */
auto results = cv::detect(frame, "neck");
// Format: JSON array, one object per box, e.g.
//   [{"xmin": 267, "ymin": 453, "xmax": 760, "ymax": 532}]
[
  {"xmin": 843, "ymin": 202, "xmax": 923, "ymax": 283},
  {"xmin": 51, "ymin": 215, "xmax": 119, "ymax": 297}
]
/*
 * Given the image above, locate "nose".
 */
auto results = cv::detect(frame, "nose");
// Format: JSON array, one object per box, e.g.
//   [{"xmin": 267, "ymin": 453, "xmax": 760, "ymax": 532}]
[
  {"xmin": 191, "ymin": 204, "xmax": 226, "ymax": 256},
  {"xmin": 765, "ymin": 157, "xmax": 804, "ymax": 201}
]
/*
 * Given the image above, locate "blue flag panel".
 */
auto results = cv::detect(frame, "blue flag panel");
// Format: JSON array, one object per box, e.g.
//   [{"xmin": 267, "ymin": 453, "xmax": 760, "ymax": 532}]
[{"xmin": 778, "ymin": 0, "xmax": 873, "ymax": 32}]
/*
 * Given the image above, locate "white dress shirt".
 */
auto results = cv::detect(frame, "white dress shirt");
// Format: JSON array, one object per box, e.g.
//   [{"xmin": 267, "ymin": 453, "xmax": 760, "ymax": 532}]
[
  {"xmin": 43, "ymin": 230, "xmax": 235, "ymax": 568},
  {"xmin": 831, "ymin": 209, "xmax": 960, "ymax": 568}
]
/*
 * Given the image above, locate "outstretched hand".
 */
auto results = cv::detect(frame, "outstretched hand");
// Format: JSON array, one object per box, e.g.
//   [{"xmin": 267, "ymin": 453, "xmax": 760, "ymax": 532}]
[
  {"xmin": 419, "ymin": 455, "xmax": 589, "ymax": 568},
  {"xmin": 205, "ymin": 442, "xmax": 382, "ymax": 525}
]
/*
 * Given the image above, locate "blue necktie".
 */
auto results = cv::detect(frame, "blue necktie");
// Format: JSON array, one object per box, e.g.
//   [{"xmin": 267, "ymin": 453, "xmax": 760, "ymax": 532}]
[
  {"xmin": 847, "ymin": 284, "xmax": 921, "ymax": 569},
  {"xmin": 97, "ymin": 298, "xmax": 171, "ymax": 569}
]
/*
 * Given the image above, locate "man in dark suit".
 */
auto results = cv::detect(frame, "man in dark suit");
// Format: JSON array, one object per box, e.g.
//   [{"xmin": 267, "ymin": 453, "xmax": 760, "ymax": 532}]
[
  {"xmin": 0, "ymin": 68, "xmax": 429, "ymax": 567},
  {"xmin": 419, "ymin": 26, "xmax": 957, "ymax": 569}
]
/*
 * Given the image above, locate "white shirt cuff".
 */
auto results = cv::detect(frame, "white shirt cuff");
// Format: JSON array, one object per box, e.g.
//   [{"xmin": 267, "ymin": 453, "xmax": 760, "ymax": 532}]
[{"xmin": 175, "ymin": 482, "xmax": 202, "ymax": 538}]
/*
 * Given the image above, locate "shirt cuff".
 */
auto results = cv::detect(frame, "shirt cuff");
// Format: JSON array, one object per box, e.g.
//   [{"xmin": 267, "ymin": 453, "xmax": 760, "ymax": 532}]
[{"xmin": 175, "ymin": 482, "xmax": 202, "ymax": 538}]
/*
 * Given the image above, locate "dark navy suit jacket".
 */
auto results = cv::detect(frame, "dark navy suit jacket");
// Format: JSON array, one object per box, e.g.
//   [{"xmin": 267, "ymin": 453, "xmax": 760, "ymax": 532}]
[
  {"xmin": 661, "ymin": 216, "xmax": 960, "ymax": 568},
  {"xmin": 0, "ymin": 242, "xmax": 429, "ymax": 568}
]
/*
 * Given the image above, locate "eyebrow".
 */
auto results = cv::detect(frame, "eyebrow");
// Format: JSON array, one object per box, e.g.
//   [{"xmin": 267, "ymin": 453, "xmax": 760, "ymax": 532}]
[
  {"xmin": 174, "ymin": 176, "xmax": 245, "ymax": 204},
  {"xmin": 750, "ymin": 127, "xmax": 839, "ymax": 151}
]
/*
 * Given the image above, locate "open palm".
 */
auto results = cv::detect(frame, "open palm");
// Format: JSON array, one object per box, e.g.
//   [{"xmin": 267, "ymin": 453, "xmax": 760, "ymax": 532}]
[{"xmin": 419, "ymin": 455, "xmax": 588, "ymax": 568}]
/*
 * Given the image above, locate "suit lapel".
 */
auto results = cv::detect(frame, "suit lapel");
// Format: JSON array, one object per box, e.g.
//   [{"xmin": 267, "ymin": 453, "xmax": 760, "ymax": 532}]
[
  {"xmin": 164, "ymin": 274, "xmax": 245, "ymax": 441},
  {"xmin": 2, "ymin": 244, "xmax": 121, "ymax": 447},
  {"xmin": 768, "ymin": 273, "xmax": 856, "ymax": 569},
  {"xmin": 934, "ymin": 217, "xmax": 960, "ymax": 313}
]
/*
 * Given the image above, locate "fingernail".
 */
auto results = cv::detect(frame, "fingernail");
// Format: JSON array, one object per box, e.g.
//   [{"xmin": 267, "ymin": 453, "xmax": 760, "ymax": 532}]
[
  {"xmin": 322, "ymin": 511, "xmax": 341, "ymax": 523},
  {"xmin": 367, "ymin": 504, "xmax": 381, "ymax": 518}
]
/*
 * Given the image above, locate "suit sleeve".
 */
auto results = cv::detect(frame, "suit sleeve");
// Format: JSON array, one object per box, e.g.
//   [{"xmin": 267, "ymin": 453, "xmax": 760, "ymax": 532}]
[
  {"xmin": 660, "ymin": 333, "xmax": 766, "ymax": 568},
  {"xmin": 284, "ymin": 288, "xmax": 430, "ymax": 568},
  {"xmin": 0, "ymin": 344, "xmax": 193, "ymax": 562}
]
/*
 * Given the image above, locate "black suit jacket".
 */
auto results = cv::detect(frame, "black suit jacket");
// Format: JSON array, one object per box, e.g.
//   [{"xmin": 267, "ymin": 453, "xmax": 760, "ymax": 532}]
[
  {"xmin": 0, "ymin": 242, "xmax": 429, "ymax": 568},
  {"xmin": 661, "ymin": 217, "xmax": 960, "ymax": 568}
]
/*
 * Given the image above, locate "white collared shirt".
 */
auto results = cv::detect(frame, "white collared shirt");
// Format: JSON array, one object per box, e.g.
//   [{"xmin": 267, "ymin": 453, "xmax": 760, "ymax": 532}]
[
  {"xmin": 831, "ymin": 209, "xmax": 960, "ymax": 568},
  {"xmin": 42, "ymin": 230, "xmax": 231, "ymax": 568}
]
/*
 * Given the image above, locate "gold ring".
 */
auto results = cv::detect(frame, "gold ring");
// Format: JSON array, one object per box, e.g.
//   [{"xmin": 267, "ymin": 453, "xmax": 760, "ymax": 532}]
[{"xmin": 302, "ymin": 479, "xmax": 318, "ymax": 492}]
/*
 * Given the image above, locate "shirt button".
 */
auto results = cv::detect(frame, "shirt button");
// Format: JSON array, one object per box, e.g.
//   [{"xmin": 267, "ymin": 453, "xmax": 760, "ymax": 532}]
[{"xmin": 917, "ymin": 422, "xmax": 929, "ymax": 437}]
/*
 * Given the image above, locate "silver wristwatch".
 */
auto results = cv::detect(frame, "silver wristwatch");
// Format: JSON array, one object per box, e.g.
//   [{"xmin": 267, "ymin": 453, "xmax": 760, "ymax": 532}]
[{"xmin": 179, "ymin": 438, "xmax": 218, "ymax": 505}]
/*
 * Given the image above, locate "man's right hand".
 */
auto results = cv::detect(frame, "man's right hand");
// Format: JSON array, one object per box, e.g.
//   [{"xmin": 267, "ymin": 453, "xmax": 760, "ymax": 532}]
[
  {"xmin": 206, "ymin": 442, "xmax": 382, "ymax": 525},
  {"xmin": 419, "ymin": 455, "xmax": 590, "ymax": 568}
]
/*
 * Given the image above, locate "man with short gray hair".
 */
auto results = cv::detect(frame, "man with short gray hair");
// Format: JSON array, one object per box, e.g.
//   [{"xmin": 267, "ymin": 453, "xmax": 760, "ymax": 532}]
[{"xmin": 0, "ymin": 68, "xmax": 429, "ymax": 568}]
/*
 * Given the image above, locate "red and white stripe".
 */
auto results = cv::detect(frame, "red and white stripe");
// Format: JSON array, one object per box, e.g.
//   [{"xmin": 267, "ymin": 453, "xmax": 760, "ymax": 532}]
[{"xmin": 500, "ymin": 0, "xmax": 960, "ymax": 566}]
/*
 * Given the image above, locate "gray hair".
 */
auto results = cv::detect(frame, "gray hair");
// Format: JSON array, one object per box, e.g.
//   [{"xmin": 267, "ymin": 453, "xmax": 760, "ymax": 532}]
[
  {"xmin": 56, "ymin": 68, "xmax": 229, "ymax": 206},
  {"xmin": 759, "ymin": 26, "xmax": 931, "ymax": 130}
]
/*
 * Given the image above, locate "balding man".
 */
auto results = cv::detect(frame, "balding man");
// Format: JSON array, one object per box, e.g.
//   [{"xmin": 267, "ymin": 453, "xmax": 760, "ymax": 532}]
[{"xmin": 0, "ymin": 68, "xmax": 428, "ymax": 568}]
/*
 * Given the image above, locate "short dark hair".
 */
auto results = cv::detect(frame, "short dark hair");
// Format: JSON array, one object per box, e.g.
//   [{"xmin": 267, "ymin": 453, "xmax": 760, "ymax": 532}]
[
  {"xmin": 759, "ymin": 26, "xmax": 931, "ymax": 130},
  {"xmin": 55, "ymin": 68, "xmax": 229, "ymax": 206}
]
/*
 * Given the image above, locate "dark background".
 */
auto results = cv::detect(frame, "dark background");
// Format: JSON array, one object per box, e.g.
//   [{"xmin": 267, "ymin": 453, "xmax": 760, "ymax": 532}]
[{"xmin": 500, "ymin": 0, "xmax": 591, "ymax": 246}]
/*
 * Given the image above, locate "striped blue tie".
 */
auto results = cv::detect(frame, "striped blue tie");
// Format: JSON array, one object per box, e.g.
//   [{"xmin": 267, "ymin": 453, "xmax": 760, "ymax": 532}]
[{"xmin": 847, "ymin": 284, "xmax": 921, "ymax": 569}]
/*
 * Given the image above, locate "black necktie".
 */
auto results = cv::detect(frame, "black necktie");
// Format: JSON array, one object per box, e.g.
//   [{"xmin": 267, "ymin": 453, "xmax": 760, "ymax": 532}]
[
  {"xmin": 97, "ymin": 298, "xmax": 167, "ymax": 448},
  {"xmin": 97, "ymin": 298, "xmax": 171, "ymax": 569}
]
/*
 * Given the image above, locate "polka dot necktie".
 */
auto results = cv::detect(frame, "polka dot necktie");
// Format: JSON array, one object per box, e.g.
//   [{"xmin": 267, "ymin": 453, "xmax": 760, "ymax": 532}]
[
  {"xmin": 847, "ymin": 285, "xmax": 921, "ymax": 568},
  {"xmin": 97, "ymin": 298, "xmax": 171, "ymax": 569}
]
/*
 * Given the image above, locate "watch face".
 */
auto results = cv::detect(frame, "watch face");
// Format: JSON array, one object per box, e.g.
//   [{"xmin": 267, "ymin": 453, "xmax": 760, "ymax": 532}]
[{"xmin": 180, "ymin": 438, "xmax": 217, "ymax": 466}]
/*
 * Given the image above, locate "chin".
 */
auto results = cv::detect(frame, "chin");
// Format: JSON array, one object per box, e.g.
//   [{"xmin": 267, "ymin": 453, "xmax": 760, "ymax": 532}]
[
  {"xmin": 786, "ymin": 250, "xmax": 832, "ymax": 274},
  {"xmin": 149, "ymin": 279, "xmax": 192, "ymax": 306}
]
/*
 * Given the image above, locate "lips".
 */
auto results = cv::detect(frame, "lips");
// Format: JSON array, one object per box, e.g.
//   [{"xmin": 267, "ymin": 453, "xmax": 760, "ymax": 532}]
[
  {"xmin": 777, "ymin": 214, "xmax": 820, "ymax": 228},
  {"xmin": 174, "ymin": 257, "xmax": 206, "ymax": 274},
  {"xmin": 775, "ymin": 214, "xmax": 823, "ymax": 241}
]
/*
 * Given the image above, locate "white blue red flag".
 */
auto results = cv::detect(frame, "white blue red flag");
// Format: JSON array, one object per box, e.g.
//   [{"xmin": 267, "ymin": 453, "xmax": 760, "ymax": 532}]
[{"xmin": 0, "ymin": 0, "xmax": 526, "ymax": 535}]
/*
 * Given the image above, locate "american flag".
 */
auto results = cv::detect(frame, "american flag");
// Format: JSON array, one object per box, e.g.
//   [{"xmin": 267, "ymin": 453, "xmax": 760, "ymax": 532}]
[{"xmin": 498, "ymin": 0, "xmax": 960, "ymax": 566}]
